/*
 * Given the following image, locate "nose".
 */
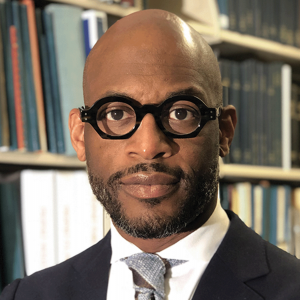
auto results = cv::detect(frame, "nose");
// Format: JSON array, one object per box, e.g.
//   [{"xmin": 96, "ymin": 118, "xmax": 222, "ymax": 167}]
[{"xmin": 125, "ymin": 113, "xmax": 178, "ymax": 160}]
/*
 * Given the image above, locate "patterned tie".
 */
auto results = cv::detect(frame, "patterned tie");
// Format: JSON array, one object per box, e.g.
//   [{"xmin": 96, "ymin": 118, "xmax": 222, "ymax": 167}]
[{"xmin": 121, "ymin": 253, "xmax": 187, "ymax": 300}]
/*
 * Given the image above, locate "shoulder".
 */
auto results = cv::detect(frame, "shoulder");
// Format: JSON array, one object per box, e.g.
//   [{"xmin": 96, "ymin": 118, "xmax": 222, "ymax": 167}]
[
  {"xmin": 0, "ymin": 232, "xmax": 111, "ymax": 300},
  {"xmin": 225, "ymin": 210, "xmax": 300, "ymax": 298}
]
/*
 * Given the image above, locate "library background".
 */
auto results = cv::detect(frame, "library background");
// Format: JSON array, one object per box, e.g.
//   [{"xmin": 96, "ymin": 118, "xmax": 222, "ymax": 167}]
[{"xmin": 1, "ymin": 0, "xmax": 300, "ymax": 292}]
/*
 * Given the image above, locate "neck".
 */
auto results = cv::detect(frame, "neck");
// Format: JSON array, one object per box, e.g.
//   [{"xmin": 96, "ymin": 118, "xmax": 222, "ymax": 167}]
[{"xmin": 114, "ymin": 197, "xmax": 217, "ymax": 253}]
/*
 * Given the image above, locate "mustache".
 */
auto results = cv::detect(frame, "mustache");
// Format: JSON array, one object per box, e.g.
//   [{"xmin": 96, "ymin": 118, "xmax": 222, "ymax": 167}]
[{"xmin": 107, "ymin": 163, "xmax": 185, "ymax": 187}]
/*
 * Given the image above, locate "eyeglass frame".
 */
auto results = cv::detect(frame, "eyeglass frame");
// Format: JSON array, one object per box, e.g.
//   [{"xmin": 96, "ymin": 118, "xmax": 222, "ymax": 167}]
[{"xmin": 79, "ymin": 95, "xmax": 222, "ymax": 140}]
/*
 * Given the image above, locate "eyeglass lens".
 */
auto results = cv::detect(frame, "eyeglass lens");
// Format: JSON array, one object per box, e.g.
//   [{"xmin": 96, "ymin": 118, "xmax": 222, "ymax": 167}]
[{"xmin": 96, "ymin": 100, "xmax": 202, "ymax": 137}]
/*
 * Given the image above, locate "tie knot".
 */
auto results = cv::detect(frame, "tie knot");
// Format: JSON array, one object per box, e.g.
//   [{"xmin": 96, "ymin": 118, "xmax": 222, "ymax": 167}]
[{"xmin": 121, "ymin": 253, "xmax": 187, "ymax": 300}]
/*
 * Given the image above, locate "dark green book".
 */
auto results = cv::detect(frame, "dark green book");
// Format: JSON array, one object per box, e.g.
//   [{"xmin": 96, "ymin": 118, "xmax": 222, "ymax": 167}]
[
  {"xmin": 0, "ymin": 173, "xmax": 25, "ymax": 289},
  {"xmin": 35, "ymin": 8, "xmax": 57, "ymax": 153},
  {"xmin": 19, "ymin": 4, "xmax": 40, "ymax": 151},
  {"xmin": 261, "ymin": 0, "xmax": 270, "ymax": 40},
  {"xmin": 229, "ymin": 61, "xmax": 241, "ymax": 164},
  {"xmin": 228, "ymin": 0, "xmax": 238, "ymax": 32},
  {"xmin": 253, "ymin": 0, "xmax": 262, "ymax": 37},
  {"xmin": 0, "ymin": 3, "xmax": 9, "ymax": 150},
  {"xmin": 237, "ymin": 0, "xmax": 247, "ymax": 34},
  {"xmin": 240, "ymin": 59, "xmax": 254, "ymax": 165},
  {"xmin": 291, "ymin": 84, "xmax": 299, "ymax": 168},
  {"xmin": 270, "ymin": 62, "xmax": 283, "ymax": 167},
  {"xmin": 42, "ymin": 10, "xmax": 65, "ymax": 154},
  {"xmin": 2, "ymin": 2, "xmax": 17, "ymax": 150},
  {"xmin": 245, "ymin": 0, "xmax": 255, "ymax": 35},
  {"xmin": 255, "ymin": 62, "xmax": 267, "ymax": 166}
]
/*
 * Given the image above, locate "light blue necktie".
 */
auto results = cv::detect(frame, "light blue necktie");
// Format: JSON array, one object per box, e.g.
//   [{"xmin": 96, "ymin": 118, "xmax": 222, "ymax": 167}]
[{"xmin": 121, "ymin": 253, "xmax": 187, "ymax": 300}]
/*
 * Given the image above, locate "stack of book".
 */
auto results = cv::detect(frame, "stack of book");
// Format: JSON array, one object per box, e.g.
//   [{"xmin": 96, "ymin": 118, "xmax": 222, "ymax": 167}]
[
  {"xmin": 219, "ymin": 58, "xmax": 293, "ymax": 168},
  {"xmin": 220, "ymin": 181, "xmax": 300, "ymax": 257},
  {"xmin": 0, "ymin": 1, "xmax": 108, "ymax": 155},
  {"xmin": 217, "ymin": 0, "xmax": 300, "ymax": 47},
  {"xmin": 0, "ymin": 169, "xmax": 105, "ymax": 291}
]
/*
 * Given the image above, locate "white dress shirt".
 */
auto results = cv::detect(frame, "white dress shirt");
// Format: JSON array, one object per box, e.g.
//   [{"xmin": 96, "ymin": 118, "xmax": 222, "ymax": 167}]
[{"xmin": 107, "ymin": 201, "xmax": 230, "ymax": 300}]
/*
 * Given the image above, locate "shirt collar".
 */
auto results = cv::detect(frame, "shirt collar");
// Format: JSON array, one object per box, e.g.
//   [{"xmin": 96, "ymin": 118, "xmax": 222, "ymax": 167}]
[{"xmin": 110, "ymin": 200, "xmax": 229, "ymax": 264}]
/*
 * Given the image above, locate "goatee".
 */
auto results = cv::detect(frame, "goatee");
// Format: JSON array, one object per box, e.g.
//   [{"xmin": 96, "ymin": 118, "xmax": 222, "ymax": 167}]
[{"xmin": 87, "ymin": 161, "xmax": 219, "ymax": 239}]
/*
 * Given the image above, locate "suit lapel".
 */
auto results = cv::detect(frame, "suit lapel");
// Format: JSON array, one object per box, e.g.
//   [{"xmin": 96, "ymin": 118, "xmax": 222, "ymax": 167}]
[
  {"xmin": 192, "ymin": 211, "xmax": 269, "ymax": 300},
  {"xmin": 71, "ymin": 231, "xmax": 112, "ymax": 300}
]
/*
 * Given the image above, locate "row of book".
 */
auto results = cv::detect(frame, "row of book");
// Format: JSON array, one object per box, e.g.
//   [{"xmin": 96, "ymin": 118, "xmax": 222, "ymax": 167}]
[
  {"xmin": 217, "ymin": 0, "xmax": 300, "ymax": 47},
  {"xmin": 0, "ymin": 169, "xmax": 106, "ymax": 292},
  {"xmin": 98, "ymin": 0, "xmax": 134, "ymax": 6},
  {"xmin": 219, "ymin": 58, "xmax": 292, "ymax": 168},
  {"xmin": 292, "ymin": 83, "xmax": 300, "ymax": 168},
  {"xmin": 0, "ymin": 1, "xmax": 109, "ymax": 155},
  {"xmin": 220, "ymin": 182, "xmax": 300, "ymax": 256}
]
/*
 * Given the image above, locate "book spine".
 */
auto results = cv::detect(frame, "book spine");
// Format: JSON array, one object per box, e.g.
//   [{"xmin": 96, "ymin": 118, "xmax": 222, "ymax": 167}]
[
  {"xmin": 291, "ymin": 84, "xmax": 299, "ymax": 168},
  {"xmin": 0, "ymin": 3, "xmax": 9, "ymax": 149},
  {"xmin": 42, "ymin": 10, "xmax": 65, "ymax": 154},
  {"xmin": 19, "ymin": 0, "xmax": 47, "ymax": 152},
  {"xmin": 10, "ymin": 26, "xmax": 25, "ymax": 150},
  {"xmin": 19, "ymin": 4, "xmax": 40, "ymax": 152},
  {"xmin": 35, "ymin": 8, "xmax": 57, "ymax": 153},
  {"xmin": 3, "ymin": 2, "xmax": 17, "ymax": 150},
  {"xmin": 229, "ymin": 61, "xmax": 241, "ymax": 164}
]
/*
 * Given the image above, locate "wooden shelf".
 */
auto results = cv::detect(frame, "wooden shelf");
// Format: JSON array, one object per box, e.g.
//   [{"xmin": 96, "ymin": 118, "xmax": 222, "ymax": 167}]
[
  {"xmin": 0, "ymin": 152, "xmax": 85, "ymax": 168},
  {"xmin": 220, "ymin": 163, "xmax": 300, "ymax": 182},
  {"xmin": 1, "ymin": 151, "xmax": 300, "ymax": 181},
  {"xmin": 212, "ymin": 30, "xmax": 300, "ymax": 67},
  {"xmin": 51, "ymin": 0, "xmax": 142, "ymax": 17}
]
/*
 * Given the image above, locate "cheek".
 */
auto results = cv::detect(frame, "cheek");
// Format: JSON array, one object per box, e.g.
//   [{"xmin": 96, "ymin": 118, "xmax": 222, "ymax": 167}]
[
  {"xmin": 84, "ymin": 126, "xmax": 124, "ymax": 180},
  {"xmin": 177, "ymin": 127, "xmax": 219, "ymax": 173}
]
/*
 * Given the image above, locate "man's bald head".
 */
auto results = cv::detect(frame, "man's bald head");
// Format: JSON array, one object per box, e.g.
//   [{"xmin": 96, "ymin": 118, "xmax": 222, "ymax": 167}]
[{"xmin": 83, "ymin": 9, "xmax": 222, "ymax": 107}]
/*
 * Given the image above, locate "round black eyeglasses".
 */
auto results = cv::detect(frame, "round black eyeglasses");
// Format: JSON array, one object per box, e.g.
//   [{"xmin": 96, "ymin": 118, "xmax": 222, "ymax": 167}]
[{"xmin": 79, "ymin": 95, "xmax": 221, "ymax": 139}]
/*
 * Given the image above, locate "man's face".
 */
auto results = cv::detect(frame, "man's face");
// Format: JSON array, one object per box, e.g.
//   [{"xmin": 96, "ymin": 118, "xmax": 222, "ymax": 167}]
[{"xmin": 83, "ymin": 28, "xmax": 220, "ymax": 239}]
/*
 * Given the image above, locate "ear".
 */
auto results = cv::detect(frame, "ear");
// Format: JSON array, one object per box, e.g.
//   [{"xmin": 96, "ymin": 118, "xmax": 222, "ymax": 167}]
[
  {"xmin": 69, "ymin": 108, "xmax": 86, "ymax": 161},
  {"xmin": 219, "ymin": 105, "xmax": 237, "ymax": 157}
]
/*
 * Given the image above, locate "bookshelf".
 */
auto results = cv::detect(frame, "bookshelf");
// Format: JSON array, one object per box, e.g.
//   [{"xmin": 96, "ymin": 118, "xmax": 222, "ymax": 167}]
[
  {"xmin": 51, "ymin": 0, "xmax": 143, "ymax": 16},
  {"xmin": 1, "ymin": 0, "xmax": 300, "ymax": 292},
  {"xmin": 215, "ymin": 30, "xmax": 300, "ymax": 68},
  {"xmin": 0, "ymin": 0, "xmax": 300, "ymax": 182},
  {"xmin": 0, "ymin": 152, "xmax": 84, "ymax": 168}
]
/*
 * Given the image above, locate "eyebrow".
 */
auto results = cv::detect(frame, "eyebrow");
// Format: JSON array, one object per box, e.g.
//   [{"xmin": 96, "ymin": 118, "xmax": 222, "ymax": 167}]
[{"xmin": 101, "ymin": 87, "xmax": 206, "ymax": 103}]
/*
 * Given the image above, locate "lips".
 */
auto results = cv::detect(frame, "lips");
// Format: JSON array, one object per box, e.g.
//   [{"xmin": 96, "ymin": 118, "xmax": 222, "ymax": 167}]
[{"xmin": 120, "ymin": 173, "xmax": 180, "ymax": 199}]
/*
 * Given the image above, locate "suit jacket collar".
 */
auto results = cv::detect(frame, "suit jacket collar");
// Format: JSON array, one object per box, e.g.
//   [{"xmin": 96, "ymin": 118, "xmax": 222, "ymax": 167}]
[
  {"xmin": 67, "ymin": 210, "xmax": 269, "ymax": 300},
  {"xmin": 192, "ymin": 210, "xmax": 269, "ymax": 300},
  {"xmin": 70, "ymin": 231, "xmax": 112, "ymax": 300}
]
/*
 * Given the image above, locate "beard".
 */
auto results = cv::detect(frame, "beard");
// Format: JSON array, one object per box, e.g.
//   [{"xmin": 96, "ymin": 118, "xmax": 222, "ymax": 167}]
[{"xmin": 87, "ymin": 159, "xmax": 219, "ymax": 239}]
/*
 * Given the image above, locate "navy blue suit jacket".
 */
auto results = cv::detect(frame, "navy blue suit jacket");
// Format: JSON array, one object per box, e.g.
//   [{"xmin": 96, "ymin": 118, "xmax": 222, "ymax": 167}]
[{"xmin": 1, "ymin": 210, "xmax": 300, "ymax": 300}]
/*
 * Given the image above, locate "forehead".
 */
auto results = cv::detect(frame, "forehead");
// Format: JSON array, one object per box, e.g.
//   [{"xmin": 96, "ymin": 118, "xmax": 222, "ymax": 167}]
[{"xmin": 84, "ymin": 22, "xmax": 219, "ymax": 107}]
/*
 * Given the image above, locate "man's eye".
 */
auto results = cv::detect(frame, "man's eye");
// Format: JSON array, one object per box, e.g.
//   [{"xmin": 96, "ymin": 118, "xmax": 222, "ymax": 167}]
[
  {"xmin": 169, "ymin": 109, "xmax": 194, "ymax": 120},
  {"xmin": 106, "ymin": 110, "xmax": 126, "ymax": 121}
]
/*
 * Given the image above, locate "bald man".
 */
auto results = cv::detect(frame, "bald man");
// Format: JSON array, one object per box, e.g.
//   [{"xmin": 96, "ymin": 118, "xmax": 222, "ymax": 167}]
[{"xmin": 1, "ymin": 9, "xmax": 300, "ymax": 300}]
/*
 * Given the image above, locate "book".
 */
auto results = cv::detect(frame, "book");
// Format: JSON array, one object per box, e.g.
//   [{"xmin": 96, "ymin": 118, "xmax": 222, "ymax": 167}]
[
  {"xmin": 20, "ymin": 169, "xmax": 104, "ymax": 275},
  {"xmin": 42, "ymin": 10, "xmax": 65, "ymax": 154},
  {"xmin": 2, "ymin": 2, "xmax": 17, "ymax": 151},
  {"xmin": 0, "ymin": 172, "xmax": 25, "ymax": 288},
  {"xmin": 10, "ymin": 25, "xmax": 25, "ymax": 150},
  {"xmin": 253, "ymin": 184, "xmax": 263, "ymax": 236},
  {"xmin": 291, "ymin": 83, "xmax": 299, "ymax": 168},
  {"xmin": 21, "ymin": 170, "xmax": 57, "ymax": 276},
  {"xmin": 19, "ymin": 3, "xmax": 40, "ymax": 152},
  {"xmin": 217, "ymin": 0, "xmax": 229, "ymax": 29},
  {"xmin": 55, "ymin": 170, "xmax": 104, "ymax": 263},
  {"xmin": 82, "ymin": 10, "xmax": 107, "ymax": 58},
  {"xmin": 281, "ymin": 64, "xmax": 292, "ymax": 169},
  {"xmin": 35, "ymin": 8, "xmax": 57, "ymax": 153},
  {"xmin": 0, "ymin": 2, "xmax": 9, "ymax": 151},
  {"xmin": 268, "ymin": 185, "xmax": 278, "ymax": 246},
  {"xmin": 19, "ymin": 0, "xmax": 47, "ymax": 152},
  {"xmin": 44, "ymin": 4, "xmax": 85, "ymax": 156}
]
